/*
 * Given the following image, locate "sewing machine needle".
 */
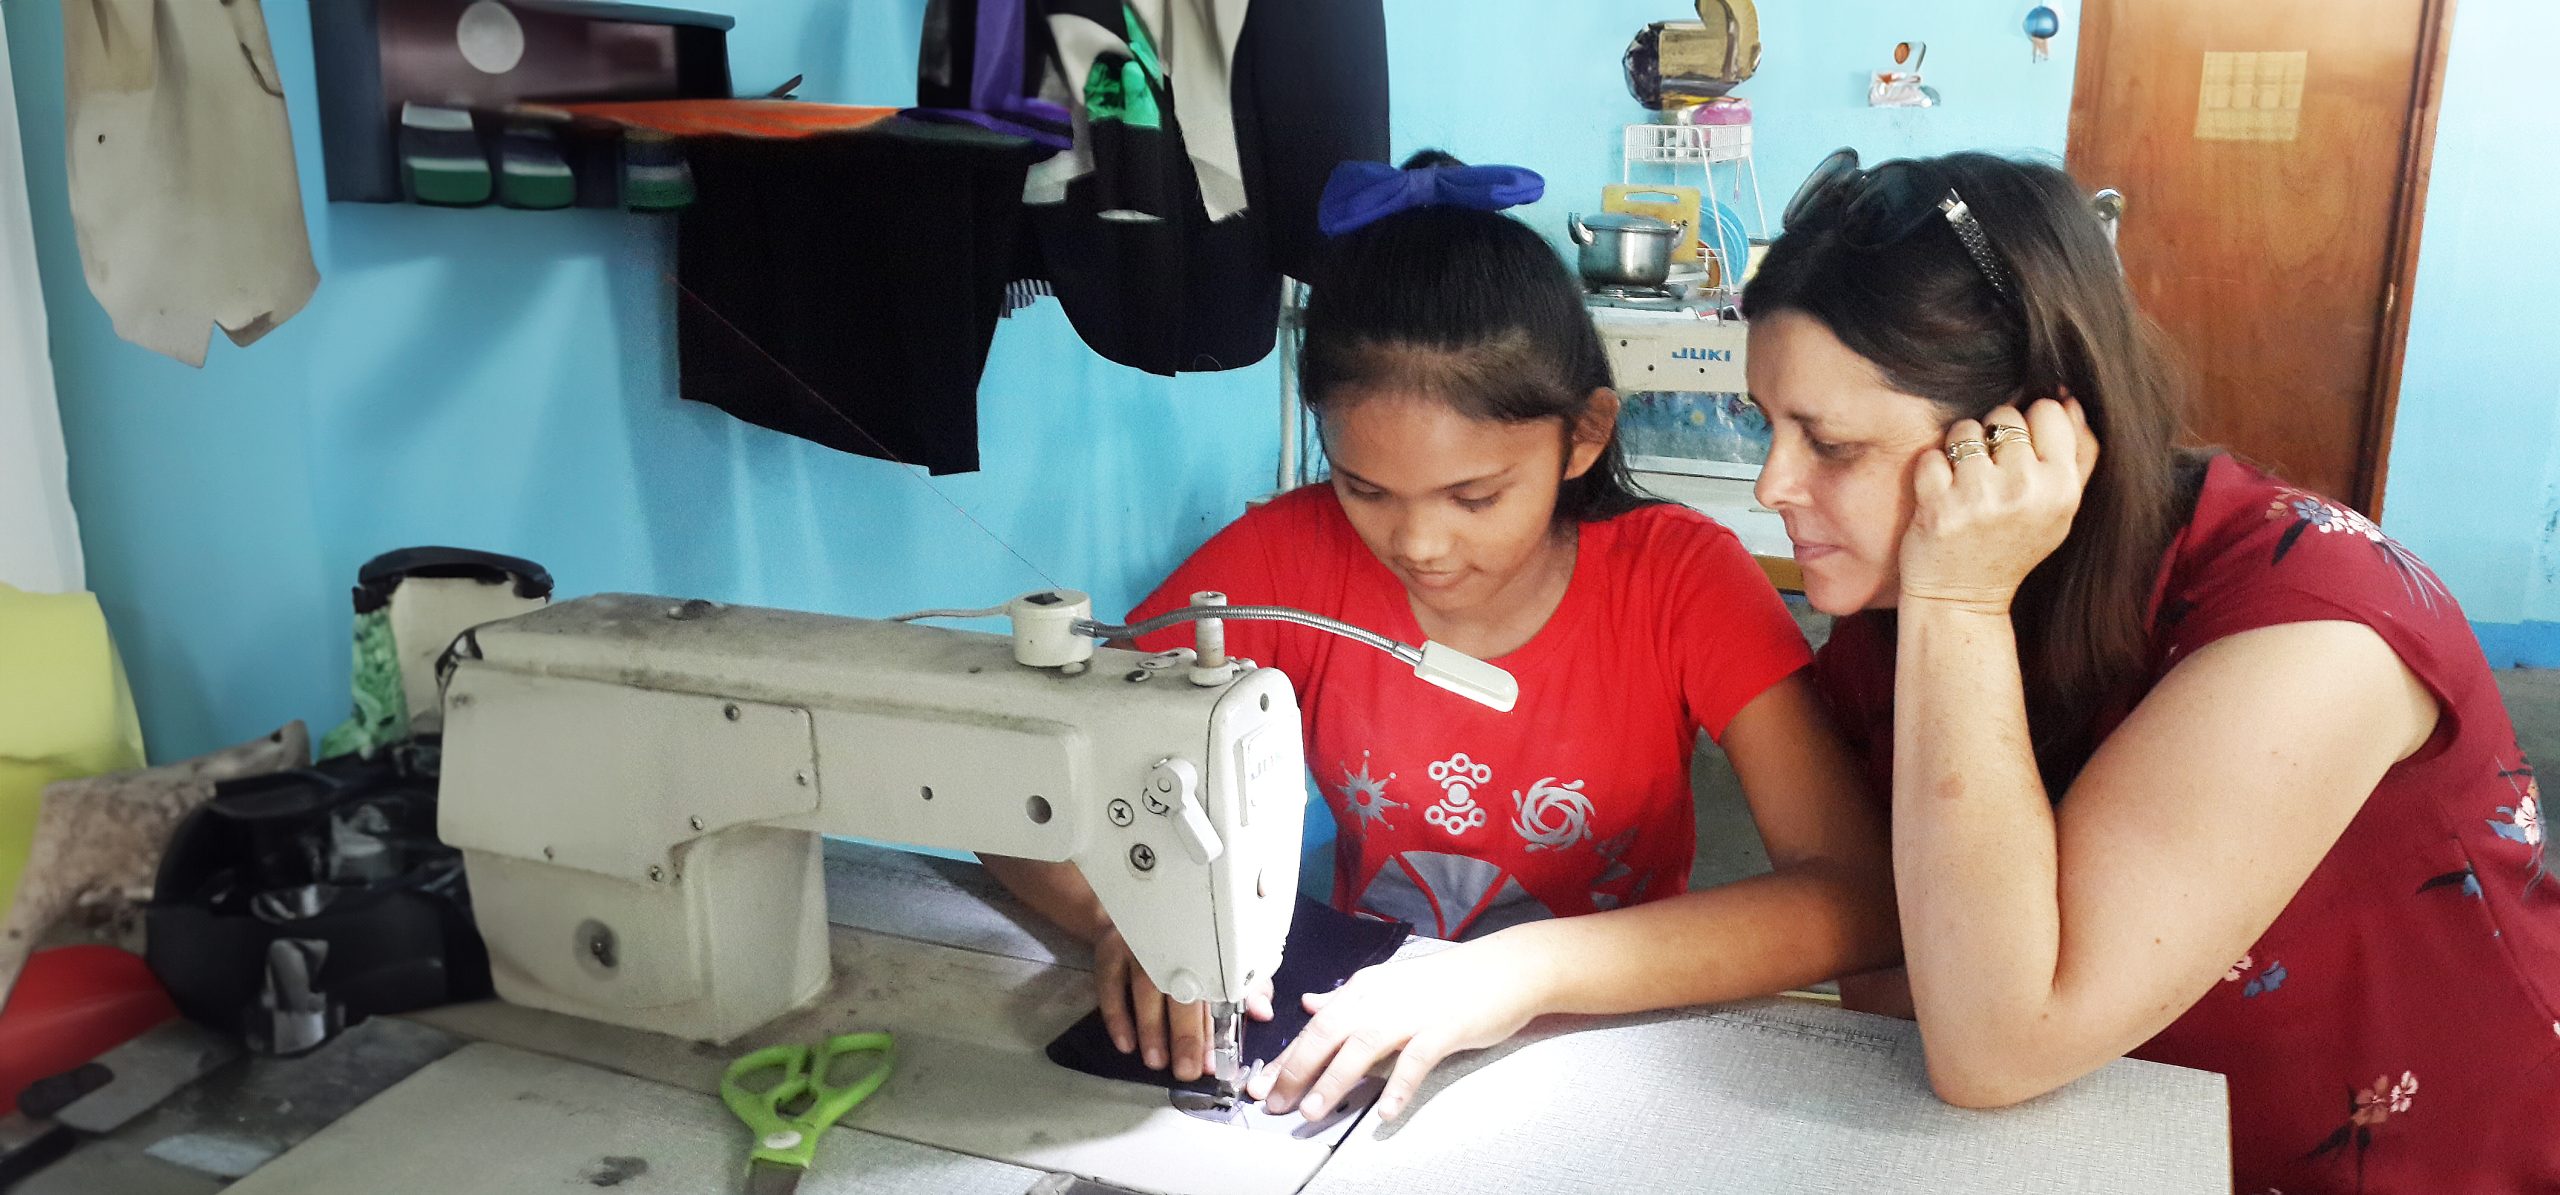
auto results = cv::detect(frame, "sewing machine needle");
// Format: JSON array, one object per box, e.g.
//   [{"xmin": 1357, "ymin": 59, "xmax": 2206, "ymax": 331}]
[{"xmin": 1210, "ymin": 1001, "xmax": 1243, "ymax": 1105}]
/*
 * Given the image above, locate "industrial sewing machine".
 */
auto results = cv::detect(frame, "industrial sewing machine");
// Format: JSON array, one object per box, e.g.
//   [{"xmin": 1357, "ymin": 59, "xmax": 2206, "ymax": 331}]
[{"xmin": 434, "ymin": 589, "xmax": 1515, "ymax": 1100}]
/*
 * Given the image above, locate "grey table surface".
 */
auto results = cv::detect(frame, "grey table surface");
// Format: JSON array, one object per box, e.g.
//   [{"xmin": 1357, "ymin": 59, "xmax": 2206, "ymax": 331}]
[
  {"xmin": 819, "ymin": 843, "xmax": 2232, "ymax": 1192},
  {"xmin": 20, "ymin": 840, "xmax": 2233, "ymax": 1193}
]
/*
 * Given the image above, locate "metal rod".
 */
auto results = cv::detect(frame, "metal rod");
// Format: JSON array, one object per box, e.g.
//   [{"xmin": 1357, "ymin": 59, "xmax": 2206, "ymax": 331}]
[
  {"xmin": 1081, "ymin": 605, "xmax": 1423, "ymax": 667},
  {"xmin": 1278, "ymin": 288, "xmax": 1300, "ymax": 492}
]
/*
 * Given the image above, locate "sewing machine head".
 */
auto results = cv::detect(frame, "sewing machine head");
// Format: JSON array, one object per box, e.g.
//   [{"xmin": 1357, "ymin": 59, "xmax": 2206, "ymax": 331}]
[{"xmin": 435, "ymin": 592, "xmax": 1309, "ymax": 1043}]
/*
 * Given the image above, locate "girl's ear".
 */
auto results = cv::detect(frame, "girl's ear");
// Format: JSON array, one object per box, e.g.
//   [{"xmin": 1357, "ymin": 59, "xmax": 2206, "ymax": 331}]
[{"xmin": 1562, "ymin": 388, "xmax": 1621, "ymax": 480}]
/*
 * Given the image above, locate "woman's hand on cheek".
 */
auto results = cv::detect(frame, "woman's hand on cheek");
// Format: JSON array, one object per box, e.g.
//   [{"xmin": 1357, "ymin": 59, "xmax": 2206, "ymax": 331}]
[
  {"xmin": 1898, "ymin": 397, "xmax": 2099, "ymax": 613},
  {"xmin": 1246, "ymin": 939, "xmax": 1547, "ymax": 1125}
]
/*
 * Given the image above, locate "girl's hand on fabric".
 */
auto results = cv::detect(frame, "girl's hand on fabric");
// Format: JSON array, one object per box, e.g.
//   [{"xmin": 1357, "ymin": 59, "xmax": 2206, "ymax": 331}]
[
  {"xmin": 1094, "ymin": 926, "xmax": 1273, "ymax": 1081},
  {"xmin": 1898, "ymin": 397, "xmax": 2099, "ymax": 613},
  {"xmin": 1247, "ymin": 942, "xmax": 1545, "ymax": 1124}
]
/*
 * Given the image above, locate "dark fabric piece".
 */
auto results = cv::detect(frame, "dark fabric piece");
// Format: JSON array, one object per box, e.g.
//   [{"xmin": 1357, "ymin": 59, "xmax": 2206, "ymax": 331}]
[
  {"xmin": 1021, "ymin": 0, "xmax": 1278, "ymax": 374},
  {"xmin": 1082, "ymin": 118, "xmax": 1177, "ymax": 221},
  {"xmin": 674, "ymin": 120, "xmax": 1041, "ymax": 475},
  {"xmin": 1231, "ymin": 0, "xmax": 1390, "ymax": 281},
  {"xmin": 918, "ymin": 0, "xmax": 969, "ymax": 103},
  {"xmin": 919, "ymin": 0, "xmax": 1388, "ymax": 375},
  {"xmin": 1029, "ymin": 98, "xmax": 1279, "ymax": 373},
  {"xmin": 1027, "ymin": 0, "xmax": 1392, "ymax": 374},
  {"xmin": 1044, "ymin": 896, "xmax": 1410, "ymax": 1093}
]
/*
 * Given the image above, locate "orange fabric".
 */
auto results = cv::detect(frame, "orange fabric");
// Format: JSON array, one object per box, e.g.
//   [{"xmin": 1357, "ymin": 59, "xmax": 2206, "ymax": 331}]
[{"xmin": 550, "ymin": 100, "xmax": 900, "ymax": 140}]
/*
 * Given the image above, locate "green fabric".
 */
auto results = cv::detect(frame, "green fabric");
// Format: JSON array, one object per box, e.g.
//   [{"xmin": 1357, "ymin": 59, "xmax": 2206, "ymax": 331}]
[
  {"xmin": 1083, "ymin": 5, "xmax": 1165, "ymax": 130},
  {"xmin": 499, "ymin": 169, "xmax": 576, "ymax": 211},
  {"xmin": 621, "ymin": 167, "xmax": 696, "ymax": 212},
  {"xmin": 622, "ymin": 132, "xmax": 696, "ymax": 212},
  {"xmin": 320, "ymin": 607, "xmax": 409, "ymax": 760},
  {"xmin": 403, "ymin": 159, "xmax": 493, "ymax": 207},
  {"xmin": 0, "ymin": 585, "xmax": 147, "ymax": 928}
]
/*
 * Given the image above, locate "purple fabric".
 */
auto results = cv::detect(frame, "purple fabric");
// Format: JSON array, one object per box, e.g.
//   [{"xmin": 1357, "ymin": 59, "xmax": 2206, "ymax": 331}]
[
  {"xmin": 970, "ymin": 0, "xmax": 1028, "ymax": 112},
  {"xmin": 906, "ymin": 0, "xmax": 1072, "ymax": 152},
  {"xmin": 1316, "ymin": 160, "xmax": 1545, "ymax": 236},
  {"xmin": 906, "ymin": 102, "xmax": 1072, "ymax": 150}
]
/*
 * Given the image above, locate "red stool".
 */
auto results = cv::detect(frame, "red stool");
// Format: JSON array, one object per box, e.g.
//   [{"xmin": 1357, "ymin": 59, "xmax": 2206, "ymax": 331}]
[{"xmin": 0, "ymin": 946, "xmax": 177, "ymax": 1115}]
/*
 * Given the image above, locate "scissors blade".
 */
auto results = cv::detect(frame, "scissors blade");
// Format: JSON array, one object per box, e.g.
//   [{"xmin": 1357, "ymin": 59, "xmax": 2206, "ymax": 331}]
[{"xmin": 746, "ymin": 1160, "xmax": 805, "ymax": 1195}]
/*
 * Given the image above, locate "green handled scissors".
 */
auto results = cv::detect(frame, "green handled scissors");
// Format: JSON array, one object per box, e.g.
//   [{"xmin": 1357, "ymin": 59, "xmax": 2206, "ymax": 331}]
[{"xmin": 721, "ymin": 1032, "xmax": 896, "ymax": 1195}]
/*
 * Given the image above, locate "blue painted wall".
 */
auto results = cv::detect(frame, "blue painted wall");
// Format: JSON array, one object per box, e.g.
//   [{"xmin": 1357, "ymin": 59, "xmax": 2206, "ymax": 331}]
[
  {"xmin": 2382, "ymin": 0, "xmax": 2560, "ymax": 667},
  {"xmin": 1391, "ymin": 0, "xmax": 2079, "ymax": 244},
  {"xmin": 5, "ymin": 0, "xmax": 1280, "ymax": 761},
  {"xmin": 7, "ymin": 0, "xmax": 2076, "ymax": 762}
]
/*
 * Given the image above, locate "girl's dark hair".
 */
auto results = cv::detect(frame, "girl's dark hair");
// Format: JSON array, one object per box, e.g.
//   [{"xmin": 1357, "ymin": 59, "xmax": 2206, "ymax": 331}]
[
  {"xmin": 1743, "ymin": 152, "xmax": 2192, "ymax": 790},
  {"xmin": 1301, "ymin": 149, "xmax": 1656, "ymax": 524}
]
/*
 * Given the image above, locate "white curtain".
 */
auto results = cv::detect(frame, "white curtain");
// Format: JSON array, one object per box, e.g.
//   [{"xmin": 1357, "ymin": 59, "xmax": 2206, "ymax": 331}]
[{"xmin": 0, "ymin": 18, "xmax": 83, "ymax": 594}]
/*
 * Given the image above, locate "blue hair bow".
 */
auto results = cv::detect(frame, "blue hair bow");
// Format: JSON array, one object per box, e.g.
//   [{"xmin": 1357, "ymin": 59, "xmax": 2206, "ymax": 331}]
[{"xmin": 1318, "ymin": 160, "xmax": 1546, "ymax": 237}]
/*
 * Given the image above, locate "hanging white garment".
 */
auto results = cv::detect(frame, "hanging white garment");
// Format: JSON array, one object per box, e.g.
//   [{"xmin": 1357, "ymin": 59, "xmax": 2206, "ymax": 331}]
[
  {"xmin": 60, "ymin": 0, "xmax": 318, "ymax": 368},
  {"xmin": 1026, "ymin": 0, "xmax": 1253, "ymax": 221},
  {"xmin": 1154, "ymin": 0, "xmax": 1250, "ymax": 222},
  {"xmin": 0, "ymin": 18, "xmax": 83, "ymax": 593}
]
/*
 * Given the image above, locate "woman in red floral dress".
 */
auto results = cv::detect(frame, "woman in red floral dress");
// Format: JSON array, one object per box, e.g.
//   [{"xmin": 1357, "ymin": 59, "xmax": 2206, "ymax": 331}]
[{"xmin": 1743, "ymin": 148, "xmax": 2560, "ymax": 1193}]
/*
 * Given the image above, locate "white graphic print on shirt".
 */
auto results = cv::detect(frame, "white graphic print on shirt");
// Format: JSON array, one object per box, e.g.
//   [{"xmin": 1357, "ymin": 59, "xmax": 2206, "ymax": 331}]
[
  {"xmin": 1337, "ymin": 752, "xmax": 1404, "ymax": 831},
  {"xmin": 1425, "ymin": 752, "xmax": 1492, "ymax": 836},
  {"xmin": 1511, "ymin": 776, "xmax": 1595, "ymax": 852}
]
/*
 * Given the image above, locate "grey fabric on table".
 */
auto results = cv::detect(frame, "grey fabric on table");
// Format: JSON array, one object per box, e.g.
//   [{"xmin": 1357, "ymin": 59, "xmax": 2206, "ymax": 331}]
[
  {"xmin": 408, "ymin": 903, "xmax": 1361, "ymax": 1194},
  {"xmin": 821, "ymin": 839, "xmax": 1091, "ymax": 968},
  {"xmin": 27, "ymin": 1014, "xmax": 463, "ymax": 1192},
  {"xmin": 221, "ymin": 1043, "xmax": 1044, "ymax": 1195},
  {"xmin": 502, "ymin": 841, "xmax": 2227, "ymax": 1192},
  {"xmin": 12, "ymin": 1142, "xmax": 223, "ymax": 1195},
  {"xmin": 1303, "ymin": 998, "xmax": 2231, "ymax": 1195}
]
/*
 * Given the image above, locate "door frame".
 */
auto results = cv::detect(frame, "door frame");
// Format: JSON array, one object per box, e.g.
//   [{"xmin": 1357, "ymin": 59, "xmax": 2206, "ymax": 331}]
[{"xmin": 2066, "ymin": 0, "xmax": 2461, "ymax": 517}]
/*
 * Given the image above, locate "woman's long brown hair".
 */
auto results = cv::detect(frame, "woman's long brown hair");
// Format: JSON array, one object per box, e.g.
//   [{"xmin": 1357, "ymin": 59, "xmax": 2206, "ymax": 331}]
[{"xmin": 1744, "ymin": 152, "xmax": 2192, "ymax": 791}]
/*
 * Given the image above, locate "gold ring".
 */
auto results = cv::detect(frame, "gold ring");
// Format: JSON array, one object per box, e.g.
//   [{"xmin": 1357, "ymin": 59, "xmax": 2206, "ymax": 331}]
[
  {"xmin": 1945, "ymin": 439, "xmax": 1989, "ymax": 463},
  {"xmin": 1984, "ymin": 424, "xmax": 2032, "ymax": 450}
]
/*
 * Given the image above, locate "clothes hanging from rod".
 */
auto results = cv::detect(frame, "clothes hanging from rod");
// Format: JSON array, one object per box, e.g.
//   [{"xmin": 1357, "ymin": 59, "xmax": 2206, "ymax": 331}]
[
  {"xmin": 670, "ymin": 116, "xmax": 1044, "ymax": 476},
  {"xmin": 919, "ymin": 0, "xmax": 1388, "ymax": 378}
]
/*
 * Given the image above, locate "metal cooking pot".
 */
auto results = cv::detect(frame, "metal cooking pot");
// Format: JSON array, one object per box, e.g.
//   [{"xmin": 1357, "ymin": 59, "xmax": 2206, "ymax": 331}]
[{"xmin": 1567, "ymin": 211, "xmax": 1687, "ymax": 289}]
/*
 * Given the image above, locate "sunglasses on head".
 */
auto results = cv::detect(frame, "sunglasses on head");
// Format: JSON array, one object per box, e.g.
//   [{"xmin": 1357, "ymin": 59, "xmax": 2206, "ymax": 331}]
[{"xmin": 1783, "ymin": 147, "xmax": 2017, "ymax": 301}]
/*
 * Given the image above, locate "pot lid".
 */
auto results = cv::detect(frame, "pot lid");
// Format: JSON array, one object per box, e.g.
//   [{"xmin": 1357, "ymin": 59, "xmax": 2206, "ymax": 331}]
[{"xmin": 1578, "ymin": 211, "xmax": 1682, "ymax": 234}]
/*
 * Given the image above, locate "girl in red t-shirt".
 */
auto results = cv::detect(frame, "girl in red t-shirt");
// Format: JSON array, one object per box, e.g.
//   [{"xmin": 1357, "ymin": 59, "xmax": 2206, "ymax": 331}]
[{"xmin": 986, "ymin": 152, "xmax": 1900, "ymax": 1124}]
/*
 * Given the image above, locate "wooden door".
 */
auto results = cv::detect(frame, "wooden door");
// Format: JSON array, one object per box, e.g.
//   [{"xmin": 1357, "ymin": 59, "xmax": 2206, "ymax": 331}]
[{"xmin": 2068, "ymin": 0, "xmax": 2452, "ymax": 512}]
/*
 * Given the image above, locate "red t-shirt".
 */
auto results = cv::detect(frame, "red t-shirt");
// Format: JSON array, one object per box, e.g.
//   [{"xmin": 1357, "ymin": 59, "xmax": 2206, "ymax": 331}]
[
  {"xmin": 1817, "ymin": 455, "xmax": 2560, "ymax": 1194},
  {"xmin": 1130, "ymin": 486, "xmax": 1810, "ymax": 941}
]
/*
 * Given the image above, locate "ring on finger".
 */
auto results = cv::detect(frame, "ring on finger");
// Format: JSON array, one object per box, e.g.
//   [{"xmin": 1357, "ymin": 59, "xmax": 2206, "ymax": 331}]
[
  {"xmin": 1945, "ymin": 438, "xmax": 1990, "ymax": 463},
  {"xmin": 1984, "ymin": 424, "xmax": 2032, "ymax": 451}
]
